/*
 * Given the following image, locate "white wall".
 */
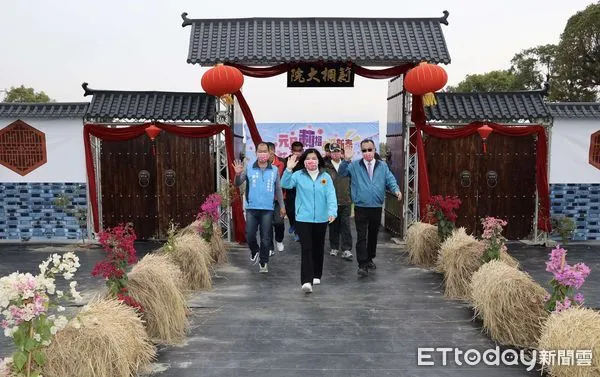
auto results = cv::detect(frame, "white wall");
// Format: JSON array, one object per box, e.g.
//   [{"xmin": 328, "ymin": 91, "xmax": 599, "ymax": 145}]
[
  {"xmin": 0, "ymin": 118, "xmax": 86, "ymax": 182},
  {"xmin": 550, "ymin": 118, "xmax": 600, "ymax": 184}
]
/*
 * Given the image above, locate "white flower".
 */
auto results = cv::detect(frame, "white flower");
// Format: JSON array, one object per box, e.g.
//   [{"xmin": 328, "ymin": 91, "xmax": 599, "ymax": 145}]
[
  {"xmin": 56, "ymin": 306, "xmax": 65, "ymax": 312},
  {"xmin": 71, "ymin": 318, "xmax": 81, "ymax": 329},
  {"xmin": 63, "ymin": 272, "xmax": 73, "ymax": 280},
  {"xmin": 33, "ymin": 333, "xmax": 41, "ymax": 342},
  {"xmin": 69, "ymin": 281, "xmax": 77, "ymax": 289},
  {"xmin": 41, "ymin": 340, "xmax": 50, "ymax": 346},
  {"xmin": 56, "ymin": 290, "xmax": 64, "ymax": 298},
  {"xmin": 50, "ymin": 326, "xmax": 57, "ymax": 335},
  {"xmin": 53, "ymin": 315, "xmax": 68, "ymax": 331},
  {"xmin": 4, "ymin": 326, "xmax": 17, "ymax": 338}
]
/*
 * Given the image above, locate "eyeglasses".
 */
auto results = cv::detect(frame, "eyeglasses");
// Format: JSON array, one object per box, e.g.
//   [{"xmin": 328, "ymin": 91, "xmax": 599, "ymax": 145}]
[{"xmin": 361, "ymin": 148, "xmax": 373, "ymax": 153}]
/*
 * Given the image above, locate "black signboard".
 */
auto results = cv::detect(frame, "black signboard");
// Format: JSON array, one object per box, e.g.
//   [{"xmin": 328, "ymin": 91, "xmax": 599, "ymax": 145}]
[{"xmin": 287, "ymin": 63, "xmax": 355, "ymax": 87}]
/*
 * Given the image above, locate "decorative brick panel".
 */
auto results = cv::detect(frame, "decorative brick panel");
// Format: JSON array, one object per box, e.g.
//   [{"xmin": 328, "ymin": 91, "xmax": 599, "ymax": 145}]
[
  {"xmin": 0, "ymin": 120, "xmax": 47, "ymax": 175},
  {"xmin": 550, "ymin": 183, "xmax": 600, "ymax": 241}
]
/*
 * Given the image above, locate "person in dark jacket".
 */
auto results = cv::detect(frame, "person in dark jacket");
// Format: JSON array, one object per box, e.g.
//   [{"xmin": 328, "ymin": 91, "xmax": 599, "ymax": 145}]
[
  {"xmin": 283, "ymin": 141, "xmax": 304, "ymax": 242},
  {"xmin": 323, "ymin": 143, "xmax": 353, "ymax": 261}
]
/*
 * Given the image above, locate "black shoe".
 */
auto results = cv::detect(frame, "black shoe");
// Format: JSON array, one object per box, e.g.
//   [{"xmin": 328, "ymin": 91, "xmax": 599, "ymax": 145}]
[
  {"xmin": 367, "ymin": 260, "xmax": 376, "ymax": 270},
  {"xmin": 358, "ymin": 265, "xmax": 368, "ymax": 276}
]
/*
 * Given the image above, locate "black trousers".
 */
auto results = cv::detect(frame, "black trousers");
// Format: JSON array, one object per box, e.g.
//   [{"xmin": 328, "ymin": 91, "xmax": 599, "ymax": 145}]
[
  {"xmin": 295, "ymin": 221, "xmax": 328, "ymax": 284},
  {"xmin": 272, "ymin": 201, "xmax": 285, "ymax": 248},
  {"xmin": 329, "ymin": 205, "xmax": 352, "ymax": 251},
  {"xmin": 354, "ymin": 206, "xmax": 382, "ymax": 266},
  {"xmin": 284, "ymin": 195, "xmax": 296, "ymax": 228}
]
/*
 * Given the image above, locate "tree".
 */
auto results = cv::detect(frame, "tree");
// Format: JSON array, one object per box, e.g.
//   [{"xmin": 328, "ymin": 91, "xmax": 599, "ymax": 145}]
[
  {"xmin": 445, "ymin": 70, "xmax": 524, "ymax": 92},
  {"xmin": 447, "ymin": 2, "xmax": 599, "ymax": 101},
  {"xmin": 554, "ymin": 2, "xmax": 600, "ymax": 100},
  {"xmin": 2, "ymin": 85, "xmax": 53, "ymax": 102}
]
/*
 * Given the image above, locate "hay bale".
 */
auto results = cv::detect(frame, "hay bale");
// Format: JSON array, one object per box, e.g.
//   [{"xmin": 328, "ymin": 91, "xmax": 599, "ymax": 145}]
[
  {"xmin": 538, "ymin": 307, "xmax": 600, "ymax": 377},
  {"xmin": 128, "ymin": 253, "xmax": 189, "ymax": 345},
  {"xmin": 470, "ymin": 260, "xmax": 549, "ymax": 348},
  {"xmin": 43, "ymin": 297, "xmax": 155, "ymax": 377},
  {"xmin": 437, "ymin": 228, "xmax": 521, "ymax": 299},
  {"xmin": 437, "ymin": 228, "xmax": 485, "ymax": 299},
  {"xmin": 167, "ymin": 232, "xmax": 213, "ymax": 291},
  {"xmin": 405, "ymin": 222, "xmax": 440, "ymax": 268},
  {"xmin": 210, "ymin": 223, "xmax": 228, "ymax": 265},
  {"xmin": 179, "ymin": 220, "xmax": 201, "ymax": 236}
]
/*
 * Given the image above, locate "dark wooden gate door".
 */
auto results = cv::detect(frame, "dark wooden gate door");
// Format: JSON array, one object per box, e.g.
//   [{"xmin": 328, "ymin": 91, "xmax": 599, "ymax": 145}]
[
  {"xmin": 424, "ymin": 132, "xmax": 536, "ymax": 239},
  {"xmin": 477, "ymin": 133, "xmax": 537, "ymax": 239},
  {"xmin": 155, "ymin": 132, "xmax": 215, "ymax": 238},
  {"xmin": 425, "ymin": 134, "xmax": 479, "ymax": 235},
  {"xmin": 100, "ymin": 136, "xmax": 157, "ymax": 239},
  {"xmin": 100, "ymin": 132, "xmax": 216, "ymax": 239}
]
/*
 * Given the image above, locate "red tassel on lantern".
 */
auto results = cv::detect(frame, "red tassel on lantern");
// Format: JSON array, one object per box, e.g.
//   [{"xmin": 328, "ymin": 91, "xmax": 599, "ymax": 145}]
[
  {"xmin": 477, "ymin": 125, "xmax": 493, "ymax": 153},
  {"xmin": 145, "ymin": 125, "xmax": 161, "ymax": 156}
]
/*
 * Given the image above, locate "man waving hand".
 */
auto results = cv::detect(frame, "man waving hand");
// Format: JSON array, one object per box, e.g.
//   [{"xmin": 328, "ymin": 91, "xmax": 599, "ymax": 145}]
[{"xmin": 338, "ymin": 139, "xmax": 402, "ymax": 276}]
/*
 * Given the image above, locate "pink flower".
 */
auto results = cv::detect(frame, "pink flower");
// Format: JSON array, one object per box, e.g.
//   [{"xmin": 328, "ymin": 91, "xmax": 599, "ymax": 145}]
[{"xmin": 574, "ymin": 293, "xmax": 585, "ymax": 304}]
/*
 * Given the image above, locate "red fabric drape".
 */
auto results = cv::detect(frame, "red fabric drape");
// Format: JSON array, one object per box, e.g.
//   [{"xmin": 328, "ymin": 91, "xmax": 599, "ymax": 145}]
[
  {"xmin": 83, "ymin": 122, "xmax": 246, "ymax": 243},
  {"xmin": 414, "ymin": 121, "xmax": 552, "ymax": 232},
  {"xmin": 232, "ymin": 90, "xmax": 262, "ymax": 146}
]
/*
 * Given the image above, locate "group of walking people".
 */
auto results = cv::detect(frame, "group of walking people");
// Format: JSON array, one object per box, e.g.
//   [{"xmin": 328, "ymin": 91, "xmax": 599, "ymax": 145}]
[{"xmin": 233, "ymin": 138, "xmax": 402, "ymax": 293}]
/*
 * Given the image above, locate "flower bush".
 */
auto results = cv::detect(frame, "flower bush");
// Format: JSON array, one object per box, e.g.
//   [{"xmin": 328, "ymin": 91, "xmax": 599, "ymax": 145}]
[
  {"xmin": 196, "ymin": 193, "xmax": 222, "ymax": 242},
  {"xmin": 0, "ymin": 252, "xmax": 81, "ymax": 377},
  {"xmin": 91, "ymin": 223, "xmax": 142, "ymax": 312},
  {"xmin": 426, "ymin": 195, "xmax": 462, "ymax": 242},
  {"xmin": 544, "ymin": 245, "xmax": 591, "ymax": 313},
  {"xmin": 480, "ymin": 217, "xmax": 508, "ymax": 263}
]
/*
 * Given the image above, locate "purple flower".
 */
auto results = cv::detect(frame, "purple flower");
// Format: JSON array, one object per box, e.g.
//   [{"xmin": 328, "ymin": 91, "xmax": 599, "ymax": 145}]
[{"xmin": 573, "ymin": 293, "xmax": 585, "ymax": 304}]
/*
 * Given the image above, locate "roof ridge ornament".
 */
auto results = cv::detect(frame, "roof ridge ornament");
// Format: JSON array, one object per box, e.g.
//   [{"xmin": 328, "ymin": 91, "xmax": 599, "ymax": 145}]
[
  {"xmin": 81, "ymin": 82, "xmax": 94, "ymax": 96},
  {"xmin": 181, "ymin": 12, "xmax": 192, "ymax": 27},
  {"xmin": 540, "ymin": 74, "xmax": 550, "ymax": 97},
  {"xmin": 439, "ymin": 10, "xmax": 449, "ymax": 25}
]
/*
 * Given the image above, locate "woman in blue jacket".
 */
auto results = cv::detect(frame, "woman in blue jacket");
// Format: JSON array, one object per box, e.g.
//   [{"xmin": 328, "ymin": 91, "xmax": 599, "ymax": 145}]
[{"xmin": 282, "ymin": 149, "xmax": 337, "ymax": 293}]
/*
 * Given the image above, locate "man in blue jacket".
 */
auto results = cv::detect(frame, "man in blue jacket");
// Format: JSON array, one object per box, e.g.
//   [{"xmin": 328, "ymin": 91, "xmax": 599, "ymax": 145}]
[
  {"xmin": 233, "ymin": 142, "xmax": 286, "ymax": 273},
  {"xmin": 338, "ymin": 139, "xmax": 402, "ymax": 276}
]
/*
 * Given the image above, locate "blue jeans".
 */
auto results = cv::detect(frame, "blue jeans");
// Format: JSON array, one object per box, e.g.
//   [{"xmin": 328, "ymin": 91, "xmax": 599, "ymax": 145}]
[{"xmin": 246, "ymin": 209, "xmax": 273, "ymax": 265}]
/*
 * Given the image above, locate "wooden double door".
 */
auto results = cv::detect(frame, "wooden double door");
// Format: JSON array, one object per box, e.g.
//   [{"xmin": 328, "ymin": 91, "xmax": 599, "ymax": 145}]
[
  {"xmin": 100, "ymin": 132, "xmax": 215, "ymax": 239},
  {"xmin": 424, "ymin": 133, "xmax": 537, "ymax": 239}
]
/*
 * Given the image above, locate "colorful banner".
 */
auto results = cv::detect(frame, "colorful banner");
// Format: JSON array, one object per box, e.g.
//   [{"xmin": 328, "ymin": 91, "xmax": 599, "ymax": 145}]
[{"xmin": 243, "ymin": 122, "xmax": 379, "ymax": 162}]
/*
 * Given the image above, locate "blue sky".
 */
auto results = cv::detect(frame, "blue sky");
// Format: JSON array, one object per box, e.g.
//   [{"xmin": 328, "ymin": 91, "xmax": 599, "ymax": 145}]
[{"xmin": 0, "ymin": 0, "xmax": 595, "ymax": 139}]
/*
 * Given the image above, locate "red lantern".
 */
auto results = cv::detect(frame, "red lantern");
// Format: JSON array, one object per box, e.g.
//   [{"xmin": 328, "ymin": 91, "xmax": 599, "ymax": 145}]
[
  {"xmin": 145, "ymin": 125, "xmax": 161, "ymax": 156},
  {"xmin": 477, "ymin": 125, "xmax": 493, "ymax": 153},
  {"xmin": 201, "ymin": 63, "xmax": 244, "ymax": 99},
  {"xmin": 404, "ymin": 62, "xmax": 448, "ymax": 106}
]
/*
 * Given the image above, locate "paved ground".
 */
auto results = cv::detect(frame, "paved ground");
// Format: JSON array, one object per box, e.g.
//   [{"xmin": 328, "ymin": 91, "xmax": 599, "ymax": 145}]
[{"xmin": 0, "ymin": 228, "xmax": 598, "ymax": 376}]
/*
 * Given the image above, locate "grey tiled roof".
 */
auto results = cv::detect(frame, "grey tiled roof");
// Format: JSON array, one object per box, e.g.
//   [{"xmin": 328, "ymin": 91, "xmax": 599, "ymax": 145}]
[
  {"xmin": 82, "ymin": 83, "xmax": 217, "ymax": 122},
  {"xmin": 547, "ymin": 102, "xmax": 600, "ymax": 118},
  {"xmin": 425, "ymin": 91, "xmax": 551, "ymax": 122},
  {"xmin": 0, "ymin": 102, "xmax": 89, "ymax": 118},
  {"xmin": 181, "ymin": 12, "xmax": 451, "ymax": 66}
]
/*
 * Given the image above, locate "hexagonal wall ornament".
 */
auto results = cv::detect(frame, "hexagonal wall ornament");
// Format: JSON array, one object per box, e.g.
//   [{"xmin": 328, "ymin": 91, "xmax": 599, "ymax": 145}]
[
  {"xmin": 591, "ymin": 130, "xmax": 600, "ymax": 170},
  {"xmin": 0, "ymin": 120, "xmax": 47, "ymax": 176}
]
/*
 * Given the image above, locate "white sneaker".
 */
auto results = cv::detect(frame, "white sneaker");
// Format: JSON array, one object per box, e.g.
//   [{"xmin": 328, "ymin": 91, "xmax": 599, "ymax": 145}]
[
  {"xmin": 301, "ymin": 283, "xmax": 312, "ymax": 293},
  {"xmin": 313, "ymin": 278, "xmax": 320, "ymax": 285},
  {"xmin": 269, "ymin": 250, "xmax": 275, "ymax": 257},
  {"xmin": 276, "ymin": 242, "xmax": 284, "ymax": 252},
  {"xmin": 259, "ymin": 263, "xmax": 268, "ymax": 273},
  {"xmin": 341, "ymin": 250, "xmax": 353, "ymax": 260},
  {"xmin": 330, "ymin": 249, "xmax": 339, "ymax": 256}
]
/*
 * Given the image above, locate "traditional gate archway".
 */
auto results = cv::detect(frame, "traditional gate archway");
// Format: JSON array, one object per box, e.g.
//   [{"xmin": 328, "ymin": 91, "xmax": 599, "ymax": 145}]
[
  {"xmin": 82, "ymin": 85, "xmax": 245, "ymax": 241},
  {"xmin": 413, "ymin": 90, "xmax": 554, "ymax": 240},
  {"xmin": 181, "ymin": 11, "xmax": 452, "ymax": 239}
]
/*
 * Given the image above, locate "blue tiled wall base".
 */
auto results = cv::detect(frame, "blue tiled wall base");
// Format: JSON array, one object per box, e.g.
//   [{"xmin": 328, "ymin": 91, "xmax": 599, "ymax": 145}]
[
  {"xmin": 0, "ymin": 183, "xmax": 87, "ymax": 241},
  {"xmin": 550, "ymin": 183, "xmax": 600, "ymax": 241}
]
